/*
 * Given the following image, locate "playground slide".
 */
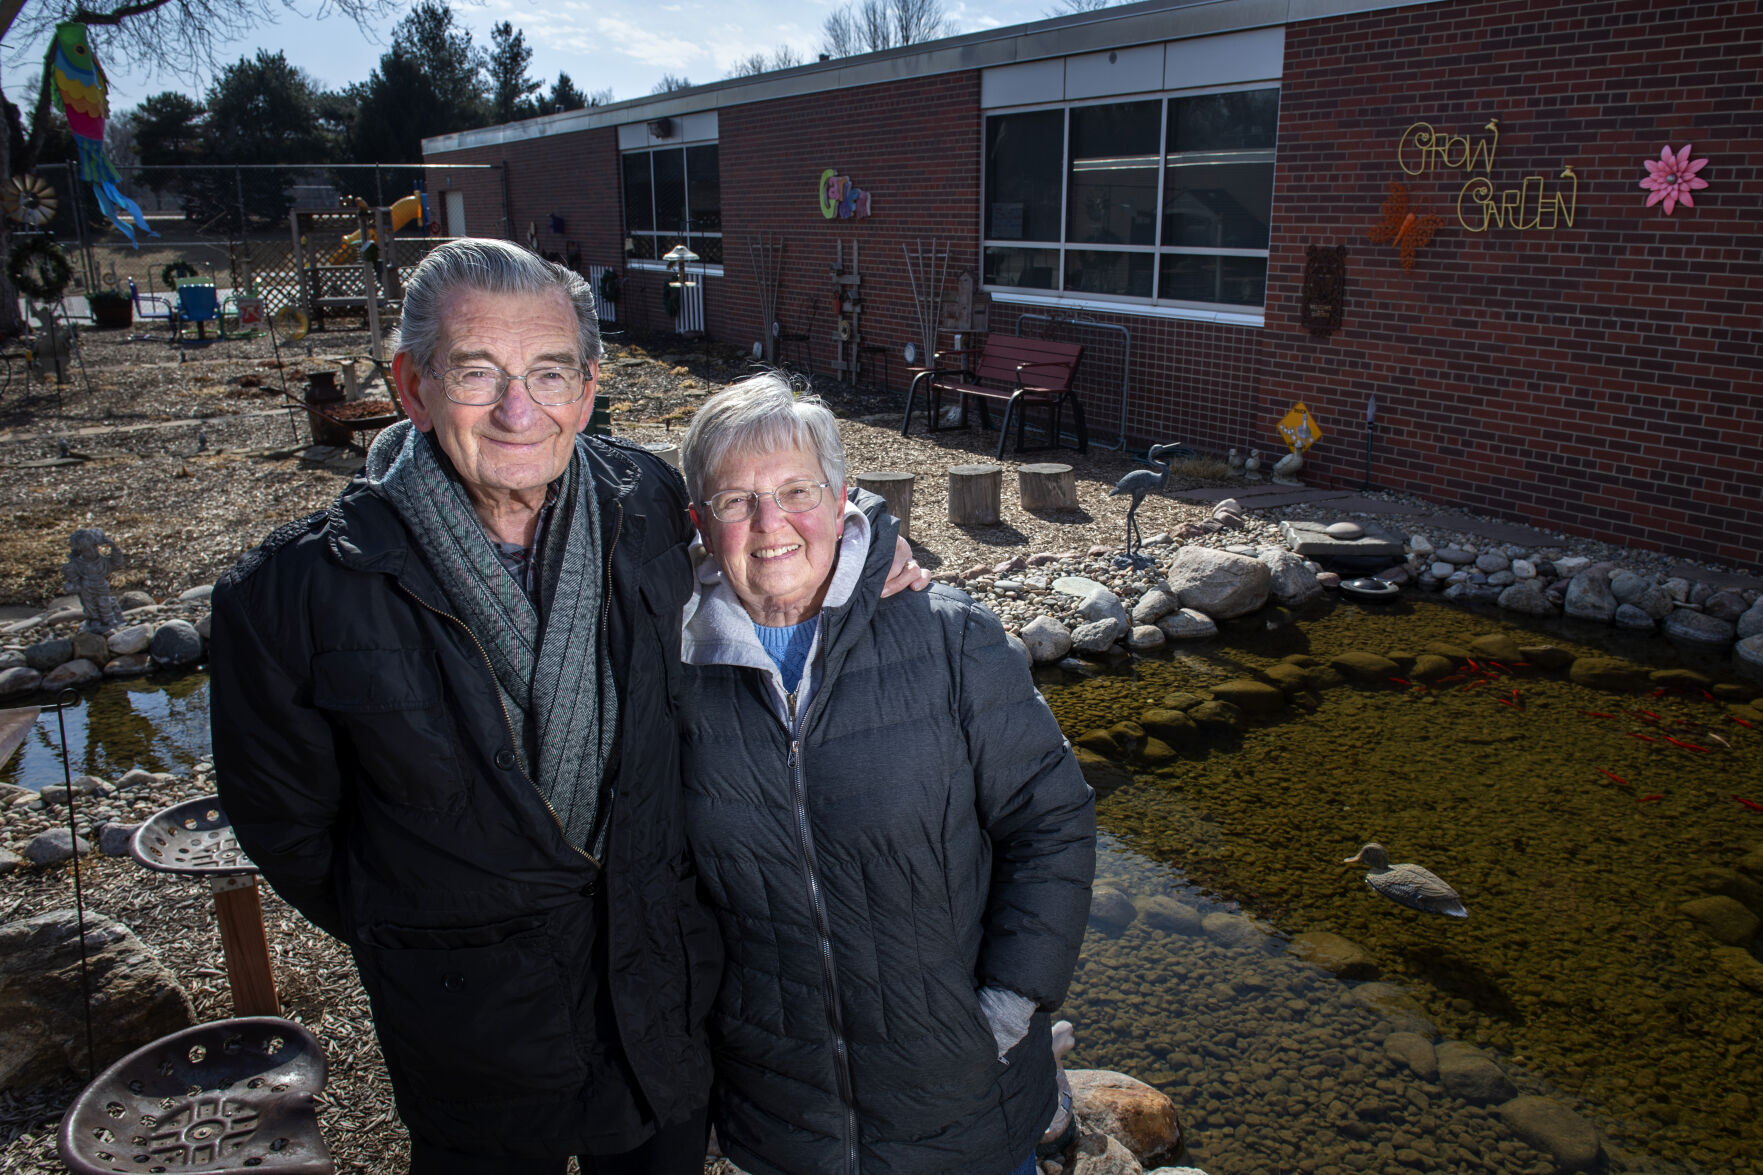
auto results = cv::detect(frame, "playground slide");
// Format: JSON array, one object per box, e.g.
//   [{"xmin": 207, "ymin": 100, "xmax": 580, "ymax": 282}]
[{"xmin": 328, "ymin": 193, "xmax": 426, "ymax": 264}]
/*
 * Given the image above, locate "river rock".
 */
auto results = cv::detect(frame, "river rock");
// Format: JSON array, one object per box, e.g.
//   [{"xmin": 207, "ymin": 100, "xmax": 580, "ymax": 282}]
[
  {"xmin": 1259, "ymin": 548, "xmax": 1322, "ymax": 606},
  {"xmin": 1436, "ymin": 546, "xmax": 1474, "ymax": 565},
  {"xmin": 1737, "ymin": 634, "xmax": 1763, "ymax": 679},
  {"xmin": 1609, "ymin": 569, "xmax": 1649, "ymax": 602},
  {"xmin": 1287, "ymin": 931, "xmax": 1379, "ymax": 980},
  {"xmin": 1079, "ymin": 587, "xmax": 1131, "ymax": 628},
  {"xmin": 149, "ymin": 619, "xmax": 204, "ymax": 666},
  {"xmin": 1186, "ymin": 699, "xmax": 1243, "ymax": 732},
  {"xmin": 25, "ymin": 827, "xmax": 90, "ymax": 865},
  {"xmin": 0, "ymin": 665, "xmax": 43, "ymax": 699},
  {"xmin": 1706, "ymin": 590, "xmax": 1748, "ymax": 622},
  {"xmin": 1139, "ymin": 896, "xmax": 1203, "ymax": 935},
  {"xmin": 1348, "ymin": 982, "xmax": 1434, "ymax": 1036},
  {"xmin": 1520, "ymin": 645, "xmax": 1575, "ymax": 671},
  {"xmin": 1382, "ymin": 1031, "xmax": 1438, "ymax": 1080},
  {"xmin": 1020, "ymin": 615, "xmax": 1073, "ymax": 663},
  {"xmin": 1053, "ymin": 575, "xmax": 1108, "ymax": 599},
  {"xmin": 0, "ymin": 848, "xmax": 20, "ymax": 875},
  {"xmin": 98, "ymin": 821, "xmax": 140, "ymax": 858},
  {"xmin": 1499, "ymin": 1096, "xmax": 1602, "ymax": 1172},
  {"xmin": 1089, "ymin": 888, "xmax": 1138, "ymax": 936},
  {"xmin": 1131, "ymin": 587, "xmax": 1179, "ymax": 625},
  {"xmin": 1204, "ymin": 679, "xmax": 1281, "ymax": 716},
  {"xmin": 23, "ymin": 637, "xmax": 72, "ymax": 671},
  {"xmin": 1511, "ymin": 558, "xmax": 1536, "ymax": 578},
  {"xmin": 1165, "ymin": 547, "xmax": 1270, "ymax": 619},
  {"xmin": 1569, "ymin": 657, "xmax": 1650, "ymax": 691},
  {"xmin": 1497, "ymin": 581, "xmax": 1554, "ymax": 616},
  {"xmin": 1714, "ymin": 945, "xmax": 1763, "ymax": 992},
  {"xmin": 0, "ymin": 909, "xmax": 197, "ymax": 1090},
  {"xmin": 1474, "ymin": 552, "xmax": 1510, "ymax": 573},
  {"xmin": 1552, "ymin": 555, "xmax": 1590, "ymax": 577},
  {"xmin": 105, "ymin": 652, "xmax": 155, "ymax": 677},
  {"xmin": 1126, "ymin": 625, "xmax": 1166, "ymax": 651},
  {"xmin": 1069, "ymin": 1130, "xmax": 1144, "ymax": 1175},
  {"xmin": 1468, "ymin": 633, "xmax": 1524, "ymax": 663},
  {"xmin": 1613, "ymin": 603, "xmax": 1655, "ymax": 631},
  {"xmin": 1201, "ymin": 911, "xmax": 1268, "ymax": 951},
  {"xmin": 1436, "ymin": 1041, "xmax": 1516, "ymax": 1104},
  {"xmin": 106, "ymin": 623, "xmax": 153, "ymax": 656},
  {"xmin": 70, "ymin": 630, "xmax": 109, "ymax": 662},
  {"xmin": 1735, "ymin": 601, "xmax": 1763, "ymax": 639},
  {"xmin": 41, "ymin": 658, "xmax": 102, "ymax": 690},
  {"xmin": 1662, "ymin": 608, "xmax": 1736, "ymax": 647},
  {"xmin": 1683, "ymin": 867, "xmax": 1763, "ymax": 918},
  {"xmin": 1072, "ymin": 618, "xmax": 1126, "ymax": 654},
  {"xmin": 1069, "ymin": 1069, "xmax": 1180, "ymax": 1166},
  {"xmin": 1678, "ymin": 895, "xmax": 1758, "ymax": 945},
  {"xmin": 1137, "ymin": 709, "xmax": 1198, "ymax": 745},
  {"xmin": 177, "ymin": 584, "xmax": 215, "ymax": 604},
  {"xmin": 1563, "ymin": 571, "xmax": 1617, "ymax": 622},
  {"xmin": 1073, "ymin": 749, "xmax": 1132, "ymax": 797},
  {"xmin": 1156, "ymin": 608, "xmax": 1217, "ymax": 641},
  {"xmin": 1328, "ymin": 651, "xmax": 1400, "ymax": 683}
]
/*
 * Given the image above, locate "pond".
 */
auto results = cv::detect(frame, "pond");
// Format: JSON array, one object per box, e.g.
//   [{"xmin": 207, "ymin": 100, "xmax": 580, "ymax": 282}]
[
  {"xmin": 1, "ymin": 673, "xmax": 212, "ymax": 790},
  {"xmin": 4, "ymin": 597, "xmax": 1758, "ymax": 1174},
  {"xmin": 1044, "ymin": 596, "xmax": 1762, "ymax": 1175}
]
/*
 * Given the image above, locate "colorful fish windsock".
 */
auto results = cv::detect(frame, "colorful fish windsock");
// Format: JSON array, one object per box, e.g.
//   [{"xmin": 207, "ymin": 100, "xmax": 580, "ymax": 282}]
[{"xmin": 48, "ymin": 22, "xmax": 155, "ymax": 246}]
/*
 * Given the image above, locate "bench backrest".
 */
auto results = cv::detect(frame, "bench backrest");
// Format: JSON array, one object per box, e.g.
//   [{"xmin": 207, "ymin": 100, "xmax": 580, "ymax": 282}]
[{"xmin": 972, "ymin": 336, "xmax": 1083, "ymax": 389}]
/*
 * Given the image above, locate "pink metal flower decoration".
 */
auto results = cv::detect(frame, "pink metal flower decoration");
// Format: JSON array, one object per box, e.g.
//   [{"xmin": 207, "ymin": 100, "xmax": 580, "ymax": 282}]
[{"xmin": 1639, "ymin": 144, "xmax": 1708, "ymax": 215}]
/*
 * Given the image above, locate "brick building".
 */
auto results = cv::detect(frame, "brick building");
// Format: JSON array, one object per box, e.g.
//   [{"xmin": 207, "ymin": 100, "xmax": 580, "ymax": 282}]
[{"xmin": 423, "ymin": 0, "xmax": 1762, "ymax": 569}]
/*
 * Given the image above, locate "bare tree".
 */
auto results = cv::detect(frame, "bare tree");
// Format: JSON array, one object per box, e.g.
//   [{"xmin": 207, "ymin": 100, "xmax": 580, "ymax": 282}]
[
  {"xmin": 820, "ymin": 0, "xmax": 946, "ymax": 58},
  {"xmin": 726, "ymin": 46, "xmax": 805, "ymax": 78},
  {"xmin": 1046, "ymin": 0, "xmax": 1120, "ymax": 13},
  {"xmin": 649, "ymin": 73, "xmax": 693, "ymax": 94},
  {"xmin": 0, "ymin": 0, "xmax": 397, "ymax": 332}
]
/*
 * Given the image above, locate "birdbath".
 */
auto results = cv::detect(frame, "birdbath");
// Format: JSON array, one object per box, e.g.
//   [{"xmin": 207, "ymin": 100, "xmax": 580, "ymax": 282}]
[{"xmin": 131, "ymin": 797, "xmax": 280, "ymax": 1017}]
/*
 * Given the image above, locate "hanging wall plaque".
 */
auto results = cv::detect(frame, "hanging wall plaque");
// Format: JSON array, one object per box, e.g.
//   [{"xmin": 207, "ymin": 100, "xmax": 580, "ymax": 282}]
[{"xmin": 1301, "ymin": 245, "xmax": 1347, "ymax": 336}]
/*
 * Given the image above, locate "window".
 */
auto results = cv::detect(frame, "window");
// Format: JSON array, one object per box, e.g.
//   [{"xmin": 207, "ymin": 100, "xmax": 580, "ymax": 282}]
[
  {"xmin": 622, "ymin": 145, "xmax": 721, "ymax": 265},
  {"xmin": 983, "ymin": 87, "xmax": 1278, "ymax": 314}
]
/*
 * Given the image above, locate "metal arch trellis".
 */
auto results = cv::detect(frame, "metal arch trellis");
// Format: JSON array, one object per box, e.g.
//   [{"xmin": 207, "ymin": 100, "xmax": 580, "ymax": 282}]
[{"xmin": 1013, "ymin": 311, "xmax": 1132, "ymax": 452}]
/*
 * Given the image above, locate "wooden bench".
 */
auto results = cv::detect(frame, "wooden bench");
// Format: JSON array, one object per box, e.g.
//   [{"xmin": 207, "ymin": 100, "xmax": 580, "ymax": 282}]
[{"xmin": 901, "ymin": 335, "xmax": 1087, "ymax": 460}]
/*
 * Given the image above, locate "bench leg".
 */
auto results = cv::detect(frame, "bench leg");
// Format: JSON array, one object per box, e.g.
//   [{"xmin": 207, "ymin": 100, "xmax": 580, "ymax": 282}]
[
  {"xmin": 903, "ymin": 371, "xmax": 933, "ymax": 436},
  {"xmin": 995, "ymin": 393, "xmax": 1022, "ymax": 461},
  {"xmin": 1067, "ymin": 392, "xmax": 1089, "ymax": 454}
]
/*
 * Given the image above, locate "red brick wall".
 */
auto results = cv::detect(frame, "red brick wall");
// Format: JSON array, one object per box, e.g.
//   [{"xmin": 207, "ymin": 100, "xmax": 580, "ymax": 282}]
[
  {"xmin": 425, "ymin": 0, "xmax": 1763, "ymax": 567},
  {"xmin": 1268, "ymin": 0, "xmax": 1763, "ymax": 568}
]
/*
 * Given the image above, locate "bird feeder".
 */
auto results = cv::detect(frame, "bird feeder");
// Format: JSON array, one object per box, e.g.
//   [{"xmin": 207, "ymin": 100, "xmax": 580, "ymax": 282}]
[
  {"xmin": 131, "ymin": 797, "xmax": 280, "ymax": 1017},
  {"xmin": 662, "ymin": 244, "xmax": 699, "ymax": 291}
]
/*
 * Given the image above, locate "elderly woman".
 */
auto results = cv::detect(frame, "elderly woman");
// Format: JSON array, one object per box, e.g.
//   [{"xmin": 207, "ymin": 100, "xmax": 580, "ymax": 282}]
[{"xmin": 678, "ymin": 374, "xmax": 1096, "ymax": 1175}]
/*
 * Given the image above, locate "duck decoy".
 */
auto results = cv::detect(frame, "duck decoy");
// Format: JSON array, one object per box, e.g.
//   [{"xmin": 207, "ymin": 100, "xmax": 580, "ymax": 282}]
[{"xmin": 1344, "ymin": 842, "xmax": 1467, "ymax": 918}]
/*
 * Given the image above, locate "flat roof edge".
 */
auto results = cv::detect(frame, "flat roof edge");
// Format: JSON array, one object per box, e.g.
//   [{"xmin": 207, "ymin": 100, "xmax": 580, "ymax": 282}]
[{"xmin": 422, "ymin": 0, "xmax": 1441, "ymax": 157}]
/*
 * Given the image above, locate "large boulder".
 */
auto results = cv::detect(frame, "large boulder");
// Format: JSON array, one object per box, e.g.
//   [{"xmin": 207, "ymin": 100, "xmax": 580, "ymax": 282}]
[
  {"xmin": 1737, "ymin": 634, "xmax": 1763, "ymax": 680},
  {"xmin": 1259, "ymin": 548, "xmax": 1322, "ymax": 606},
  {"xmin": 23, "ymin": 637, "xmax": 73, "ymax": 672},
  {"xmin": 1287, "ymin": 930, "xmax": 1379, "ymax": 980},
  {"xmin": 149, "ymin": 619, "xmax": 204, "ymax": 667},
  {"xmin": 1071, "ymin": 618, "xmax": 1126, "ymax": 654},
  {"xmin": 1073, "ymin": 749, "xmax": 1133, "ymax": 797},
  {"xmin": 1662, "ymin": 608, "xmax": 1736, "ymax": 647},
  {"xmin": 1499, "ymin": 1096, "xmax": 1602, "ymax": 1172},
  {"xmin": 0, "ymin": 909, "xmax": 196, "ymax": 1089},
  {"xmin": 0, "ymin": 665, "xmax": 43, "ymax": 699},
  {"xmin": 1019, "ymin": 616, "xmax": 1073, "ymax": 664},
  {"xmin": 106, "ymin": 623, "xmax": 154, "ymax": 656},
  {"xmin": 1078, "ymin": 587, "xmax": 1131, "ymax": 630},
  {"xmin": 1069, "ymin": 1131, "xmax": 1144, "ymax": 1175},
  {"xmin": 1497, "ymin": 581, "xmax": 1554, "ymax": 616},
  {"xmin": 1068, "ymin": 1069, "xmax": 1180, "ymax": 1166},
  {"xmin": 1678, "ymin": 895, "xmax": 1758, "ymax": 945},
  {"xmin": 1208, "ymin": 679, "xmax": 1286, "ymax": 716},
  {"xmin": 1737, "ymin": 600, "xmax": 1763, "ymax": 640},
  {"xmin": 1563, "ymin": 571, "xmax": 1617, "ymax": 622},
  {"xmin": 1155, "ymin": 608, "xmax": 1217, "ymax": 641},
  {"xmin": 1569, "ymin": 657, "xmax": 1650, "ymax": 692},
  {"xmin": 41, "ymin": 658, "xmax": 102, "ymax": 691},
  {"xmin": 1131, "ymin": 587, "xmax": 1180, "ymax": 625},
  {"xmin": 1165, "ymin": 547, "xmax": 1270, "ymax": 619}
]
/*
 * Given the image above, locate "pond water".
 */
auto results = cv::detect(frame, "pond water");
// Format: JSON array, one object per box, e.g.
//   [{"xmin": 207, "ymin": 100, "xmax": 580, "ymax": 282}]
[
  {"xmin": 1, "ymin": 673, "xmax": 212, "ymax": 790},
  {"xmin": 5, "ymin": 598, "xmax": 1758, "ymax": 1174},
  {"xmin": 1043, "ymin": 597, "xmax": 1762, "ymax": 1175}
]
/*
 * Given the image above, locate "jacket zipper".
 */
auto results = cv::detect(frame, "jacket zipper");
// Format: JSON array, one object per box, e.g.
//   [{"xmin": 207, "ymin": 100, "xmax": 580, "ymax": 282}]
[
  {"xmin": 395, "ymin": 580, "xmax": 599, "ymax": 868},
  {"xmin": 784, "ymin": 670, "xmax": 861, "ymax": 1175}
]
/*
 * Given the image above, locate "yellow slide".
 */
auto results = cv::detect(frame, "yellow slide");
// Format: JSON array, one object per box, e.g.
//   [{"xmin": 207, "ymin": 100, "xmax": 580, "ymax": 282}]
[{"xmin": 328, "ymin": 193, "xmax": 426, "ymax": 264}]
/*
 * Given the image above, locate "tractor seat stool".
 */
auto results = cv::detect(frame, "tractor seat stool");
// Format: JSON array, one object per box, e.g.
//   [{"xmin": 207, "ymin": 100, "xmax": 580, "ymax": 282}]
[{"xmin": 58, "ymin": 1017, "xmax": 332, "ymax": 1174}]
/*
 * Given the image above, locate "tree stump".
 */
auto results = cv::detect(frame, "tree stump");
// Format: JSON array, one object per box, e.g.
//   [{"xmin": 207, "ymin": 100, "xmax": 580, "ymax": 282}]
[
  {"xmin": 948, "ymin": 464, "xmax": 1002, "ymax": 525},
  {"xmin": 854, "ymin": 471, "xmax": 915, "ymax": 540},
  {"xmin": 1019, "ymin": 462, "xmax": 1077, "ymax": 511}
]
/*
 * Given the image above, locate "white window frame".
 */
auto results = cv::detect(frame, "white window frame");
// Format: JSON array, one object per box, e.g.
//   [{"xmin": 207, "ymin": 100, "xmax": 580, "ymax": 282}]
[
  {"xmin": 980, "ymin": 81, "xmax": 1278, "ymax": 326},
  {"xmin": 621, "ymin": 142, "xmax": 725, "ymax": 278}
]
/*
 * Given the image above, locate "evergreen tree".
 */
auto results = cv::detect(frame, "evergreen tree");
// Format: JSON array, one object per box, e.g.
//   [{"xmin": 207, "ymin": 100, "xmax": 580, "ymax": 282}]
[
  {"xmin": 488, "ymin": 21, "xmax": 543, "ymax": 123},
  {"xmin": 352, "ymin": 0, "xmax": 488, "ymax": 162}
]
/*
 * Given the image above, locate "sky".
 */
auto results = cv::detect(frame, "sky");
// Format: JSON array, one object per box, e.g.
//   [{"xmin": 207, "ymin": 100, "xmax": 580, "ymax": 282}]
[{"xmin": 2, "ymin": 0, "xmax": 1067, "ymax": 119}]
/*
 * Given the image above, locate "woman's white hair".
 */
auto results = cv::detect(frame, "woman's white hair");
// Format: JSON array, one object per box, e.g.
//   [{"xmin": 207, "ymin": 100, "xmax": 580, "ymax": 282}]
[{"xmin": 681, "ymin": 372, "xmax": 846, "ymax": 506}]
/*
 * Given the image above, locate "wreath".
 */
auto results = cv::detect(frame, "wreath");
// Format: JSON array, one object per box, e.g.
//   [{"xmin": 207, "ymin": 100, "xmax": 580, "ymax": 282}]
[
  {"xmin": 598, "ymin": 268, "xmax": 621, "ymax": 305},
  {"xmin": 662, "ymin": 280, "xmax": 681, "ymax": 320},
  {"xmin": 161, "ymin": 259, "xmax": 198, "ymax": 288},
  {"xmin": 7, "ymin": 235, "xmax": 71, "ymax": 301}
]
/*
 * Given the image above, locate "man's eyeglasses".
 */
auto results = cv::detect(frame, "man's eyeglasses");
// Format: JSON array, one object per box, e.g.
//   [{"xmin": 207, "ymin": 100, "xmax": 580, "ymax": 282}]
[
  {"xmin": 702, "ymin": 479, "xmax": 831, "ymax": 523},
  {"xmin": 427, "ymin": 364, "xmax": 588, "ymax": 406}
]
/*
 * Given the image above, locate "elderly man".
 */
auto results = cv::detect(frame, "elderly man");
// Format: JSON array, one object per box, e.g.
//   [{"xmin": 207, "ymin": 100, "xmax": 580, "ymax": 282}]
[{"xmin": 209, "ymin": 238, "xmax": 920, "ymax": 1174}]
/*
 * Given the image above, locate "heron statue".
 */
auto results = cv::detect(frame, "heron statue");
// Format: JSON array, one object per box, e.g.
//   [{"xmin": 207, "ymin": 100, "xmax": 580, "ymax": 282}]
[
  {"xmin": 1344, "ymin": 843, "xmax": 1468, "ymax": 918},
  {"xmin": 1107, "ymin": 443, "xmax": 1182, "ymax": 553}
]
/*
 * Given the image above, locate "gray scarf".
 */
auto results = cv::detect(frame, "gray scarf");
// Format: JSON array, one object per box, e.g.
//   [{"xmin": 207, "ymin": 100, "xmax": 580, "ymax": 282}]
[{"xmin": 366, "ymin": 421, "xmax": 617, "ymax": 858}]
